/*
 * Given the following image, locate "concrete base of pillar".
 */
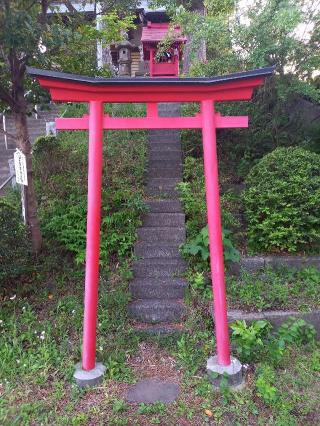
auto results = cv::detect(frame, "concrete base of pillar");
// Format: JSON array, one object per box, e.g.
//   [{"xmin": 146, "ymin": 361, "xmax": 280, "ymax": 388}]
[
  {"xmin": 206, "ymin": 355, "xmax": 244, "ymax": 391},
  {"xmin": 74, "ymin": 362, "xmax": 106, "ymax": 388}
]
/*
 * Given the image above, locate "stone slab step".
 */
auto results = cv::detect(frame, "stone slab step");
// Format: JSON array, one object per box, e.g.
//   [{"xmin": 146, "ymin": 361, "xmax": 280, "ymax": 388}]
[
  {"xmin": 148, "ymin": 160, "xmax": 182, "ymax": 169},
  {"xmin": 149, "ymin": 142, "xmax": 181, "ymax": 152},
  {"xmin": 130, "ymin": 277, "xmax": 187, "ymax": 299},
  {"xmin": 148, "ymin": 151, "xmax": 181, "ymax": 161},
  {"xmin": 149, "ymin": 129, "xmax": 180, "ymax": 137},
  {"xmin": 149, "ymin": 132, "xmax": 180, "ymax": 141},
  {"xmin": 148, "ymin": 177, "xmax": 181, "ymax": 186},
  {"xmin": 148, "ymin": 167, "xmax": 182, "ymax": 179},
  {"xmin": 145, "ymin": 199, "xmax": 182, "ymax": 213},
  {"xmin": 133, "ymin": 259, "xmax": 186, "ymax": 278},
  {"xmin": 142, "ymin": 212, "xmax": 185, "ymax": 227},
  {"xmin": 146, "ymin": 187, "xmax": 178, "ymax": 198},
  {"xmin": 128, "ymin": 299, "xmax": 185, "ymax": 323},
  {"xmin": 147, "ymin": 178, "xmax": 180, "ymax": 192},
  {"xmin": 132, "ymin": 322, "xmax": 185, "ymax": 335},
  {"xmin": 137, "ymin": 227, "xmax": 185, "ymax": 244},
  {"xmin": 134, "ymin": 243, "xmax": 181, "ymax": 258}
]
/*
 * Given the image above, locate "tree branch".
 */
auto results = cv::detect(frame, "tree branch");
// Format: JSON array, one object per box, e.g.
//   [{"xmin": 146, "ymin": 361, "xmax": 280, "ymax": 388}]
[
  {"xmin": 0, "ymin": 84, "xmax": 15, "ymax": 109},
  {"xmin": 63, "ymin": 0, "xmax": 78, "ymax": 14}
]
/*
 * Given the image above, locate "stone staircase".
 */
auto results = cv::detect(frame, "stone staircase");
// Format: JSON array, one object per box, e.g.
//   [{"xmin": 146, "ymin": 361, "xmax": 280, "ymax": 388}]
[
  {"xmin": 0, "ymin": 105, "xmax": 58, "ymax": 194},
  {"xmin": 128, "ymin": 103, "xmax": 188, "ymax": 333}
]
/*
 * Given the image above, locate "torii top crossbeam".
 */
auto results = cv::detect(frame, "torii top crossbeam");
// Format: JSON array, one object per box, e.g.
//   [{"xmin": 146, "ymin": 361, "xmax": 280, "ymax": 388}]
[
  {"xmin": 28, "ymin": 66, "xmax": 274, "ymax": 387},
  {"xmin": 27, "ymin": 66, "xmax": 273, "ymax": 102}
]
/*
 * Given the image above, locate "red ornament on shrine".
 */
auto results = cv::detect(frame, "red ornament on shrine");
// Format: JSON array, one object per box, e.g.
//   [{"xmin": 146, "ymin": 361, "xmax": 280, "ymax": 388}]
[{"xmin": 141, "ymin": 22, "xmax": 186, "ymax": 77}]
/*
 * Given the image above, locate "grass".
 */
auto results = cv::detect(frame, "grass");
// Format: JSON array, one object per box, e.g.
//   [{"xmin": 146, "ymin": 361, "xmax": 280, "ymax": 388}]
[
  {"xmin": 227, "ymin": 266, "xmax": 320, "ymax": 312},
  {"xmin": 1, "ymin": 101, "xmax": 319, "ymax": 424},
  {"xmin": 0, "ymin": 259, "xmax": 319, "ymax": 425}
]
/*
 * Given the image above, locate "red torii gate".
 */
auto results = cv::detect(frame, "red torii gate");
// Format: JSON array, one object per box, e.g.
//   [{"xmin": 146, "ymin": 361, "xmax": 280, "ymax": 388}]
[{"xmin": 28, "ymin": 66, "xmax": 273, "ymax": 387}]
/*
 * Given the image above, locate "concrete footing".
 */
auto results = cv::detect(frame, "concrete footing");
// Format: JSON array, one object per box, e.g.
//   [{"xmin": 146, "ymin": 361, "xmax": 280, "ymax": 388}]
[
  {"xmin": 74, "ymin": 362, "xmax": 106, "ymax": 388},
  {"xmin": 206, "ymin": 356, "xmax": 244, "ymax": 390}
]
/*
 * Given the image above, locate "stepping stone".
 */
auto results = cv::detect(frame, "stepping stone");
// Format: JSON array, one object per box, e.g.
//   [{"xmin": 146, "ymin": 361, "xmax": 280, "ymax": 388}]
[{"xmin": 126, "ymin": 379, "xmax": 179, "ymax": 404}]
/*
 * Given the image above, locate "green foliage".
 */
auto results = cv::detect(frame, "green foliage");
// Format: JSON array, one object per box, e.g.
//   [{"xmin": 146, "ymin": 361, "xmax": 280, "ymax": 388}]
[
  {"xmin": 0, "ymin": 197, "xmax": 31, "ymax": 282},
  {"xmin": 182, "ymin": 225, "xmax": 240, "ymax": 267},
  {"xmin": 278, "ymin": 317, "xmax": 316, "ymax": 346},
  {"xmin": 174, "ymin": 330, "xmax": 215, "ymax": 376},
  {"xmin": 243, "ymin": 147, "xmax": 320, "ymax": 254},
  {"xmin": 112, "ymin": 399, "xmax": 128, "ymax": 413},
  {"xmin": 178, "ymin": 156, "xmax": 241, "ymax": 271},
  {"xmin": 231, "ymin": 317, "xmax": 316, "ymax": 366},
  {"xmin": 0, "ymin": 301, "xmax": 73, "ymax": 384},
  {"xmin": 255, "ymin": 365, "xmax": 278, "ymax": 405},
  {"xmin": 228, "ymin": 266, "xmax": 320, "ymax": 312},
  {"xmin": 34, "ymin": 107, "xmax": 147, "ymax": 265},
  {"xmin": 137, "ymin": 402, "xmax": 167, "ymax": 416},
  {"xmin": 230, "ymin": 320, "xmax": 272, "ymax": 363},
  {"xmin": 174, "ymin": 0, "xmax": 320, "ymax": 180}
]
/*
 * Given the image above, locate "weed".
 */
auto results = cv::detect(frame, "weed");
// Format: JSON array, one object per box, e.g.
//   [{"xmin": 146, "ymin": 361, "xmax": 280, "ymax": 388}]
[
  {"xmin": 112, "ymin": 399, "xmax": 128, "ymax": 413},
  {"xmin": 230, "ymin": 320, "xmax": 272, "ymax": 363},
  {"xmin": 137, "ymin": 402, "xmax": 167, "ymax": 416},
  {"xmin": 255, "ymin": 365, "xmax": 278, "ymax": 405},
  {"xmin": 228, "ymin": 266, "xmax": 320, "ymax": 311},
  {"xmin": 278, "ymin": 317, "xmax": 316, "ymax": 345}
]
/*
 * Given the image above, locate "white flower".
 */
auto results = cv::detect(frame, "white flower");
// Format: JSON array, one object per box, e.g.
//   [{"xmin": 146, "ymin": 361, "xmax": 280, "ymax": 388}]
[
  {"xmin": 17, "ymin": 360, "xmax": 20, "ymax": 364},
  {"xmin": 9, "ymin": 295, "xmax": 16, "ymax": 300},
  {"xmin": 40, "ymin": 334, "xmax": 45, "ymax": 340},
  {"xmin": 99, "ymin": 346, "xmax": 103, "ymax": 351},
  {"xmin": 72, "ymin": 310, "xmax": 75, "ymax": 314},
  {"xmin": 41, "ymin": 331, "xmax": 45, "ymax": 335},
  {"xmin": 0, "ymin": 320, "xmax": 3, "ymax": 326},
  {"xmin": 22, "ymin": 306, "xmax": 26, "ymax": 311}
]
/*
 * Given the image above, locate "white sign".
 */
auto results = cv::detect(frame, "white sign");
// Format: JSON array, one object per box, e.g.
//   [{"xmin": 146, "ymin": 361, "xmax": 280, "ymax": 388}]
[
  {"xmin": 14, "ymin": 149, "xmax": 28, "ymax": 186},
  {"xmin": 46, "ymin": 121, "xmax": 57, "ymax": 136}
]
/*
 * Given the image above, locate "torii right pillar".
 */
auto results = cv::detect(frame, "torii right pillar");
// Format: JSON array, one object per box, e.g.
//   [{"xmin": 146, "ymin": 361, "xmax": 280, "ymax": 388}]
[{"xmin": 202, "ymin": 100, "xmax": 244, "ymax": 389}]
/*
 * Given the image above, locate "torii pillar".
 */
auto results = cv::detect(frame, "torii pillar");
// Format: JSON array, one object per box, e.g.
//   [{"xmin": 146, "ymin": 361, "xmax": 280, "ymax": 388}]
[{"xmin": 27, "ymin": 66, "xmax": 274, "ymax": 388}]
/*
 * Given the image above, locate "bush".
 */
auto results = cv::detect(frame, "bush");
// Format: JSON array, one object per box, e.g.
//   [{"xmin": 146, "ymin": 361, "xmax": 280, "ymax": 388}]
[
  {"xmin": 34, "ymin": 108, "xmax": 147, "ymax": 266},
  {"xmin": 0, "ymin": 198, "xmax": 31, "ymax": 281},
  {"xmin": 243, "ymin": 147, "xmax": 320, "ymax": 253}
]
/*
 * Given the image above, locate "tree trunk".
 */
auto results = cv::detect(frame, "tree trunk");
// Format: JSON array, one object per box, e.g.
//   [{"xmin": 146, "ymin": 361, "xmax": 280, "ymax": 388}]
[
  {"xmin": 183, "ymin": 3, "xmax": 207, "ymax": 75},
  {"xmin": 14, "ymin": 93, "xmax": 42, "ymax": 253}
]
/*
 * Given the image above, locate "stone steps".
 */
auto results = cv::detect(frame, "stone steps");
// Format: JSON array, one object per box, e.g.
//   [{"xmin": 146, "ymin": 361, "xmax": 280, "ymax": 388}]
[
  {"xmin": 134, "ymin": 243, "xmax": 181, "ymax": 258},
  {"xmin": 149, "ymin": 142, "xmax": 181, "ymax": 151},
  {"xmin": 132, "ymin": 258, "xmax": 186, "ymax": 278},
  {"xmin": 148, "ymin": 151, "xmax": 181, "ymax": 161},
  {"xmin": 132, "ymin": 322, "xmax": 185, "ymax": 335},
  {"xmin": 148, "ymin": 166, "xmax": 182, "ymax": 179},
  {"xmin": 142, "ymin": 212, "xmax": 185, "ymax": 227},
  {"xmin": 145, "ymin": 199, "xmax": 183, "ymax": 213},
  {"xmin": 128, "ymin": 102, "xmax": 187, "ymax": 328},
  {"xmin": 137, "ymin": 227, "xmax": 186, "ymax": 244},
  {"xmin": 128, "ymin": 299, "xmax": 185, "ymax": 323},
  {"xmin": 130, "ymin": 278, "xmax": 187, "ymax": 299}
]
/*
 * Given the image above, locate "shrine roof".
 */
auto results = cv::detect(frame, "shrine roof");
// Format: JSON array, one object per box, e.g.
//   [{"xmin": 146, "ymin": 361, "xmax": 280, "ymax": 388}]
[
  {"xmin": 27, "ymin": 66, "xmax": 274, "ymax": 87},
  {"xmin": 141, "ymin": 22, "xmax": 186, "ymax": 43}
]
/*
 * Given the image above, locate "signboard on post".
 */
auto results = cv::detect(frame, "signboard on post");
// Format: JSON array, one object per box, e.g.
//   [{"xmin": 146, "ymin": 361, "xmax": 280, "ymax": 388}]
[{"xmin": 14, "ymin": 149, "xmax": 28, "ymax": 186}]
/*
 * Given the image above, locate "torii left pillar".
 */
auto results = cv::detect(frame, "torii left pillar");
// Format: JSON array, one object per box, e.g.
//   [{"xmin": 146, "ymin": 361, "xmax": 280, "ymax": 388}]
[{"xmin": 74, "ymin": 101, "xmax": 106, "ymax": 386}]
